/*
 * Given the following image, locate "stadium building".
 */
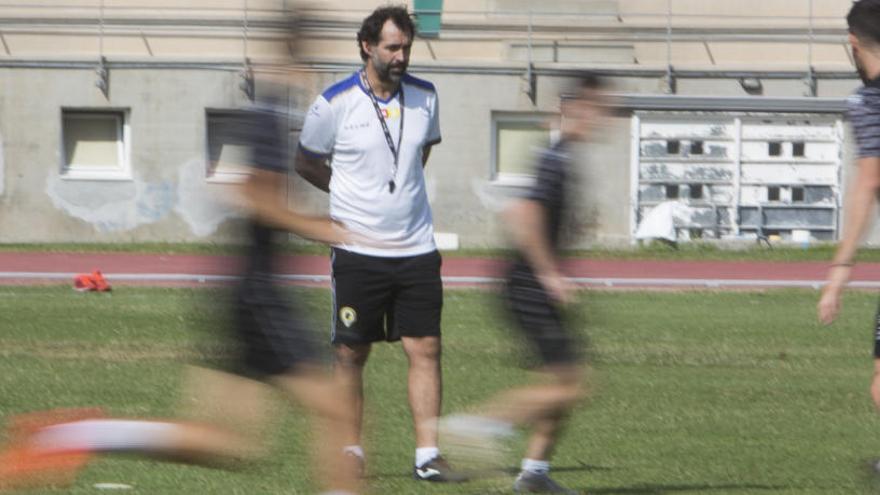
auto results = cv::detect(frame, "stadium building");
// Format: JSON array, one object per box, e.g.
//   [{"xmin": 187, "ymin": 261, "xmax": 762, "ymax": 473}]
[{"xmin": 0, "ymin": 0, "xmax": 864, "ymax": 247}]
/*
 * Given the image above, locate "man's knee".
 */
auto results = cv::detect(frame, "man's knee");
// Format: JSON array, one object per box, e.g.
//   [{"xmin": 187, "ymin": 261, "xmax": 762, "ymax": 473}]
[
  {"xmin": 335, "ymin": 344, "xmax": 371, "ymax": 368},
  {"xmin": 402, "ymin": 336, "xmax": 441, "ymax": 363},
  {"xmin": 546, "ymin": 364, "xmax": 589, "ymax": 404}
]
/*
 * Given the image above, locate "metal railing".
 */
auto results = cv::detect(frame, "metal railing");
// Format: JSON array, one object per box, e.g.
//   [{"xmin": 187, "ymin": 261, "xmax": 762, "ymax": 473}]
[
  {"xmin": 0, "ymin": 2, "xmax": 848, "ymax": 34},
  {"xmin": 0, "ymin": 1, "xmax": 856, "ymax": 91}
]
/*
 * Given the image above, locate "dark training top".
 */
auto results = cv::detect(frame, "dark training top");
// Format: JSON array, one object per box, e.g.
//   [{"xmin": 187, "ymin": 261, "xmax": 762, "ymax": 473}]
[
  {"xmin": 214, "ymin": 102, "xmax": 290, "ymax": 278},
  {"xmin": 523, "ymin": 140, "xmax": 574, "ymax": 253},
  {"xmin": 504, "ymin": 139, "xmax": 586, "ymax": 367},
  {"xmin": 509, "ymin": 140, "xmax": 576, "ymax": 277},
  {"xmin": 210, "ymin": 100, "xmax": 327, "ymax": 378},
  {"xmin": 849, "ymin": 77, "xmax": 880, "ymax": 159}
]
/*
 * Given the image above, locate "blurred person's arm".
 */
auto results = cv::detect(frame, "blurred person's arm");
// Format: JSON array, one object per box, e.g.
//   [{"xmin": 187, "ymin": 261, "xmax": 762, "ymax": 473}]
[
  {"xmin": 504, "ymin": 199, "xmax": 571, "ymax": 304},
  {"xmin": 818, "ymin": 156, "xmax": 880, "ymax": 324},
  {"xmin": 295, "ymin": 149, "xmax": 331, "ymax": 192},
  {"xmin": 241, "ymin": 167, "xmax": 347, "ymax": 245}
]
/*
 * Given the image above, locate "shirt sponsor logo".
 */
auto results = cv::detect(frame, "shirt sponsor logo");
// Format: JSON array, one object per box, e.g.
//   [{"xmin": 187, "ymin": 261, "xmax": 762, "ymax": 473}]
[
  {"xmin": 381, "ymin": 107, "xmax": 401, "ymax": 120},
  {"xmin": 344, "ymin": 121, "xmax": 371, "ymax": 130}
]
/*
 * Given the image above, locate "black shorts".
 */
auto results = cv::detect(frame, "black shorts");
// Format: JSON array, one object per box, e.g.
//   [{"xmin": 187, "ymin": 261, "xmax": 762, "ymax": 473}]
[
  {"xmin": 331, "ymin": 248, "xmax": 443, "ymax": 345},
  {"xmin": 228, "ymin": 275, "xmax": 324, "ymax": 378},
  {"xmin": 505, "ymin": 264, "xmax": 583, "ymax": 367}
]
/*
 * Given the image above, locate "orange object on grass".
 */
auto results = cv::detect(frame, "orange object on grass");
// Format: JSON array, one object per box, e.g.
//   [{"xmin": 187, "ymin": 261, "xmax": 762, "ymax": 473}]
[{"xmin": 73, "ymin": 271, "xmax": 111, "ymax": 292}]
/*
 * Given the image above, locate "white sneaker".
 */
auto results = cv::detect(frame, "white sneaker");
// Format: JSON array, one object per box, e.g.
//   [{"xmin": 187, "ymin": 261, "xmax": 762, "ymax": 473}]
[{"xmin": 438, "ymin": 414, "xmax": 514, "ymax": 468}]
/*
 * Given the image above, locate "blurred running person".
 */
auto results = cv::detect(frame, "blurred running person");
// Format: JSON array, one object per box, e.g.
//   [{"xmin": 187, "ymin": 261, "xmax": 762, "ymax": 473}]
[
  {"xmin": 439, "ymin": 74, "xmax": 609, "ymax": 494},
  {"xmin": 0, "ymin": 96, "xmax": 362, "ymax": 495}
]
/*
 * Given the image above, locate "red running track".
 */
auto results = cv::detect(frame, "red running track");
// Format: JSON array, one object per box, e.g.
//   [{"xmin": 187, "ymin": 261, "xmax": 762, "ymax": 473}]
[{"xmin": 0, "ymin": 252, "xmax": 878, "ymax": 288}]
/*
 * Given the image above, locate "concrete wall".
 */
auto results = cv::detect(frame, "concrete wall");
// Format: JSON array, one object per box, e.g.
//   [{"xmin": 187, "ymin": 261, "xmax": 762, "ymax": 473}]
[
  {"xmin": 0, "ymin": 64, "xmax": 865, "ymax": 246},
  {"xmin": 0, "ymin": 0, "xmax": 870, "ymax": 247},
  {"xmin": 0, "ymin": 68, "xmax": 251, "ymax": 241}
]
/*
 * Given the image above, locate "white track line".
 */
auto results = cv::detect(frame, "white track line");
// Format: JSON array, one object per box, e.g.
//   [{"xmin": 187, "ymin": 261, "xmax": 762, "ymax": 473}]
[{"xmin": 0, "ymin": 272, "xmax": 872, "ymax": 289}]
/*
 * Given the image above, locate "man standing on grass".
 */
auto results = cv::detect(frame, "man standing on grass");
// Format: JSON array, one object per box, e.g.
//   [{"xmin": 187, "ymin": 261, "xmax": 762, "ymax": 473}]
[
  {"xmin": 295, "ymin": 5, "xmax": 460, "ymax": 482},
  {"xmin": 440, "ymin": 74, "xmax": 608, "ymax": 494},
  {"xmin": 818, "ymin": 0, "xmax": 880, "ymax": 429},
  {"xmin": 0, "ymin": 92, "xmax": 362, "ymax": 495}
]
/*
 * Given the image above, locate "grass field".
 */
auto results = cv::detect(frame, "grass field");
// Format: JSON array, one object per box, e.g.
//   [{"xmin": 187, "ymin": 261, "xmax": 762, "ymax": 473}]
[{"xmin": 2, "ymin": 286, "xmax": 880, "ymax": 494}]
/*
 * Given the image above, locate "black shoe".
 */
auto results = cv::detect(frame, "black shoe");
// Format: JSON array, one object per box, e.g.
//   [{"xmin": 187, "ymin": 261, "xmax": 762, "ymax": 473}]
[
  {"xmin": 513, "ymin": 470, "xmax": 578, "ymax": 494},
  {"xmin": 412, "ymin": 455, "xmax": 468, "ymax": 482}
]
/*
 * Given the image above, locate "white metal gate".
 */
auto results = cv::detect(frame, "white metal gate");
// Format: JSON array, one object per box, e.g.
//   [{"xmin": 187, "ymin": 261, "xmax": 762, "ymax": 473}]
[{"xmin": 630, "ymin": 112, "xmax": 844, "ymax": 242}]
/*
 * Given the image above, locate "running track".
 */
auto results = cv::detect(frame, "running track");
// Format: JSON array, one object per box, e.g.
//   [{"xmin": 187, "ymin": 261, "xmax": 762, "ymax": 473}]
[{"xmin": 2, "ymin": 252, "xmax": 880, "ymax": 289}]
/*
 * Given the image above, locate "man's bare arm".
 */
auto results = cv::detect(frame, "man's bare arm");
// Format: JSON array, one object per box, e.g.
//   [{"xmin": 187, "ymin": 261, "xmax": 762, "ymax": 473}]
[
  {"xmin": 504, "ymin": 199, "xmax": 571, "ymax": 303},
  {"xmin": 818, "ymin": 157, "xmax": 880, "ymax": 323},
  {"xmin": 294, "ymin": 149, "xmax": 332, "ymax": 193},
  {"xmin": 831, "ymin": 157, "xmax": 880, "ymax": 266},
  {"xmin": 240, "ymin": 167, "xmax": 347, "ymax": 245}
]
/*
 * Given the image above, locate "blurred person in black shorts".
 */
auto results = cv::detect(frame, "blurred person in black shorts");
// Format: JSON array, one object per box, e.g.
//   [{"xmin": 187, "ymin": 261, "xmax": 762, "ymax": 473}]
[
  {"xmin": 439, "ymin": 74, "xmax": 608, "ymax": 494},
  {"xmin": 0, "ymin": 92, "xmax": 362, "ymax": 495}
]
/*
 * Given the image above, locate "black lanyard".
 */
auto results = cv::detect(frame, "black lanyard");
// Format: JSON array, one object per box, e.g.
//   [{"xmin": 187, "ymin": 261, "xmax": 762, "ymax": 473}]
[{"xmin": 361, "ymin": 69, "xmax": 404, "ymax": 193}]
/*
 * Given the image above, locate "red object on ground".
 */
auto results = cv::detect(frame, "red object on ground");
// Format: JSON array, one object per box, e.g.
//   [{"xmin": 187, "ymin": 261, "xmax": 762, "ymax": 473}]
[
  {"xmin": 73, "ymin": 271, "xmax": 111, "ymax": 292},
  {"xmin": 73, "ymin": 274, "xmax": 94, "ymax": 291},
  {"xmin": 90, "ymin": 271, "xmax": 110, "ymax": 292}
]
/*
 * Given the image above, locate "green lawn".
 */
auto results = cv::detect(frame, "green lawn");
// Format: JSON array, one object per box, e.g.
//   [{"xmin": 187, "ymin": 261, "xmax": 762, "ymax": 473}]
[{"xmin": 2, "ymin": 287, "xmax": 880, "ymax": 494}]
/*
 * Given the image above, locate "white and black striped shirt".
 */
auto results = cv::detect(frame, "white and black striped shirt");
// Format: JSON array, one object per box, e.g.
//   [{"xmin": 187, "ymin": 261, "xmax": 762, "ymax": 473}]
[{"xmin": 848, "ymin": 78, "xmax": 880, "ymax": 159}]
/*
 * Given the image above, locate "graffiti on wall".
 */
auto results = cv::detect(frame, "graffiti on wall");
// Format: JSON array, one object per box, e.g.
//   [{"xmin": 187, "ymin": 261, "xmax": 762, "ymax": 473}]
[
  {"xmin": 46, "ymin": 158, "xmax": 240, "ymax": 236},
  {"xmin": 174, "ymin": 158, "xmax": 242, "ymax": 237}
]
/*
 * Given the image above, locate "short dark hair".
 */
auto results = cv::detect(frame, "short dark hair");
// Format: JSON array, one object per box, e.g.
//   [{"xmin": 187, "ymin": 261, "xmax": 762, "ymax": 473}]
[
  {"xmin": 848, "ymin": 0, "xmax": 880, "ymax": 45},
  {"xmin": 563, "ymin": 72, "xmax": 608, "ymax": 99},
  {"xmin": 357, "ymin": 5, "xmax": 416, "ymax": 62}
]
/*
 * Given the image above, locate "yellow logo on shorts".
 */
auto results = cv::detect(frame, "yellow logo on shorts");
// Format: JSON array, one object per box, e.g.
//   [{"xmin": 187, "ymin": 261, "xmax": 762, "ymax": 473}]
[{"xmin": 339, "ymin": 307, "xmax": 357, "ymax": 328}]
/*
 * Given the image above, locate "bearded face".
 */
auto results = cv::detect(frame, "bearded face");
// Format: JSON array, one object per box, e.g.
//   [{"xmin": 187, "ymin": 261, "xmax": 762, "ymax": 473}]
[
  {"xmin": 365, "ymin": 20, "xmax": 411, "ymax": 86},
  {"xmin": 371, "ymin": 49, "xmax": 408, "ymax": 84}
]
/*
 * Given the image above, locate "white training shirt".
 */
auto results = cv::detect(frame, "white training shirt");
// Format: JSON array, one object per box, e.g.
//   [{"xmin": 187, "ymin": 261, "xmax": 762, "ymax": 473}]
[{"xmin": 299, "ymin": 71, "xmax": 442, "ymax": 257}]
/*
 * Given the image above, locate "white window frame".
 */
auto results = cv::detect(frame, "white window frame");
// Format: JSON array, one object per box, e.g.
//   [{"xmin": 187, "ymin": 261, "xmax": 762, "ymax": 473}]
[
  {"xmin": 60, "ymin": 109, "xmax": 131, "ymax": 181},
  {"xmin": 205, "ymin": 109, "xmax": 255, "ymax": 184},
  {"xmin": 490, "ymin": 111, "xmax": 556, "ymax": 186},
  {"xmin": 630, "ymin": 111, "xmax": 844, "ymax": 243}
]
